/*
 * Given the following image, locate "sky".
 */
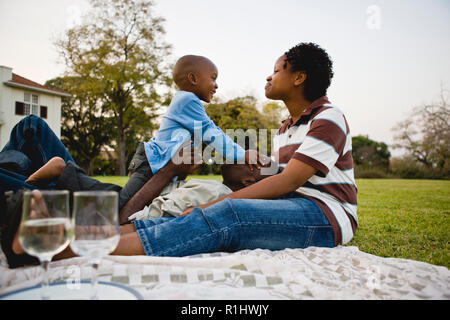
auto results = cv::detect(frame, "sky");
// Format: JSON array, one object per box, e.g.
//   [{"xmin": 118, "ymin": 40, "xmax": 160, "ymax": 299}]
[{"xmin": 1, "ymin": 0, "xmax": 449, "ymax": 156}]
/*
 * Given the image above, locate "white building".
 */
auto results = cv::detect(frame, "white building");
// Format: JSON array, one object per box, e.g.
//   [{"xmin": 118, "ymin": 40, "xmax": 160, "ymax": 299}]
[{"xmin": 0, "ymin": 66, "xmax": 70, "ymax": 149}]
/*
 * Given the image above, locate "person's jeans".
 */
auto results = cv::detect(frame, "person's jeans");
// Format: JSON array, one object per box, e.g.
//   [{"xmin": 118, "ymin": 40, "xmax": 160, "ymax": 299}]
[
  {"xmin": 0, "ymin": 115, "xmax": 75, "ymax": 192},
  {"xmin": 118, "ymin": 142, "xmax": 154, "ymax": 210},
  {"xmin": 0, "ymin": 167, "xmax": 38, "ymax": 192},
  {"xmin": 1, "ymin": 115, "xmax": 75, "ymax": 174},
  {"xmin": 134, "ymin": 195, "xmax": 335, "ymax": 256},
  {"xmin": 0, "ymin": 116, "xmax": 151, "ymax": 211}
]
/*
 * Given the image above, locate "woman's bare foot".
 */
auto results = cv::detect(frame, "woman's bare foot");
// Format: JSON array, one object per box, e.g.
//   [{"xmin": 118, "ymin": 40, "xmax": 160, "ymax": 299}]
[{"xmin": 25, "ymin": 157, "xmax": 66, "ymax": 186}]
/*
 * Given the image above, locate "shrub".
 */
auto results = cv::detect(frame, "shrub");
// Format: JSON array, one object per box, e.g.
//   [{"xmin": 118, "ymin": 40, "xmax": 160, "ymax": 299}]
[
  {"xmin": 92, "ymin": 157, "xmax": 116, "ymax": 176},
  {"xmin": 390, "ymin": 157, "xmax": 449, "ymax": 180},
  {"xmin": 354, "ymin": 165, "xmax": 389, "ymax": 178}
]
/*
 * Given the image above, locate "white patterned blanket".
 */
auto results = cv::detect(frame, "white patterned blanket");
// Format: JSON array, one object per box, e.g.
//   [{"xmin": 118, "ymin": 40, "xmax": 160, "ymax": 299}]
[{"xmin": 1, "ymin": 246, "xmax": 449, "ymax": 300}]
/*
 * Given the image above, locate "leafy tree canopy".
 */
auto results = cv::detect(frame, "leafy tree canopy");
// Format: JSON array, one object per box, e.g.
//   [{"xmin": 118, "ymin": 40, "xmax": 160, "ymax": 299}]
[
  {"xmin": 352, "ymin": 135, "xmax": 391, "ymax": 169},
  {"xmin": 55, "ymin": 0, "xmax": 172, "ymax": 175}
]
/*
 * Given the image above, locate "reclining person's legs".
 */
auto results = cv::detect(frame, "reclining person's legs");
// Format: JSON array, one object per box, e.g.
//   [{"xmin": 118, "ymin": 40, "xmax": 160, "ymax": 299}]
[{"xmin": 1, "ymin": 115, "xmax": 75, "ymax": 176}]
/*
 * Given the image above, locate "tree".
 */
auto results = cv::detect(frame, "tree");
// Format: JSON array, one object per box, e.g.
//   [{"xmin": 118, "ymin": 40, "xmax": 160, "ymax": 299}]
[
  {"xmin": 55, "ymin": 0, "xmax": 172, "ymax": 175},
  {"xmin": 352, "ymin": 135, "xmax": 391, "ymax": 169},
  {"xmin": 190, "ymin": 96, "xmax": 283, "ymax": 174},
  {"xmin": 45, "ymin": 76, "xmax": 114, "ymax": 175},
  {"xmin": 392, "ymin": 89, "xmax": 450, "ymax": 176},
  {"xmin": 262, "ymin": 101, "xmax": 289, "ymax": 126},
  {"xmin": 206, "ymin": 96, "xmax": 281, "ymax": 152}
]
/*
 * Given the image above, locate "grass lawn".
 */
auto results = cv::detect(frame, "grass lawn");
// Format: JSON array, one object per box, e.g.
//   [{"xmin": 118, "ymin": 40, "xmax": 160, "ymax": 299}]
[
  {"xmin": 348, "ymin": 179, "xmax": 449, "ymax": 268},
  {"xmin": 91, "ymin": 174, "xmax": 223, "ymax": 186},
  {"xmin": 93, "ymin": 175, "xmax": 449, "ymax": 268}
]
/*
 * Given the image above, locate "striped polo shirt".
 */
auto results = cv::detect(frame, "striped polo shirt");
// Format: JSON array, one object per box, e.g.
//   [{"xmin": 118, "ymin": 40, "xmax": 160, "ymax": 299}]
[{"xmin": 272, "ymin": 96, "xmax": 358, "ymax": 246}]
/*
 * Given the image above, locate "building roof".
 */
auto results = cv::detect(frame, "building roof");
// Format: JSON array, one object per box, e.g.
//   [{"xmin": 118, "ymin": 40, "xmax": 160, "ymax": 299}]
[{"xmin": 4, "ymin": 73, "xmax": 70, "ymax": 97}]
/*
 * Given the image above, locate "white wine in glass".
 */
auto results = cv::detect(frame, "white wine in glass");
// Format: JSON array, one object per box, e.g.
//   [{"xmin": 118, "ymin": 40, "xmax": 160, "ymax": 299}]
[
  {"xmin": 70, "ymin": 191, "xmax": 120, "ymax": 300},
  {"xmin": 18, "ymin": 190, "xmax": 73, "ymax": 300}
]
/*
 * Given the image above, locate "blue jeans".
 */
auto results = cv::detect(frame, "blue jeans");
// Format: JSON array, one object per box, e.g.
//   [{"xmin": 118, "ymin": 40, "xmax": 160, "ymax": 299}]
[
  {"xmin": 0, "ymin": 115, "xmax": 75, "ymax": 192},
  {"xmin": 0, "ymin": 115, "xmax": 148, "ymax": 211},
  {"xmin": 2, "ymin": 115, "xmax": 74, "ymax": 173},
  {"xmin": 134, "ymin": 196, "xmax": 335, "ymax": 256}
]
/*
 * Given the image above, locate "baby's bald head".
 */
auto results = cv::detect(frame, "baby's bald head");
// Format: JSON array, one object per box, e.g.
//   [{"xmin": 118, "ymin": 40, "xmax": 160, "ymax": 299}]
[
  {"xmin": 173, "ymin": 55, "xmax": 215, "ymax": 87},
  {"xmin": 172, "ymin": 55, "xmax": 218, "ymax": 102}
]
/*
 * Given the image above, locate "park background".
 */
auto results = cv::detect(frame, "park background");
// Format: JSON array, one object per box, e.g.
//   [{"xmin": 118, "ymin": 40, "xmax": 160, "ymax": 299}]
[{"xmin": 0, "ymin": 0, "xmax": 448, "ymax": 268}]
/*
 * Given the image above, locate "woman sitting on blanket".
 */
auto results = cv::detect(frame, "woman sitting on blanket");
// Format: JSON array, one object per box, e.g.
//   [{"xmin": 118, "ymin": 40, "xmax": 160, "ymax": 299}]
[{"xmin": 2, "ymin": 42, "xmax": 358, "ymax": 267}]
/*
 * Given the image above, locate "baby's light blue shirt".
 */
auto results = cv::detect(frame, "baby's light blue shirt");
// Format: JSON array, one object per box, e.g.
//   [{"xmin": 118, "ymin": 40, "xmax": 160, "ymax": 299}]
[{"xmin": 143, "ymin": 91, "xmax": 246, "ymax": 174}]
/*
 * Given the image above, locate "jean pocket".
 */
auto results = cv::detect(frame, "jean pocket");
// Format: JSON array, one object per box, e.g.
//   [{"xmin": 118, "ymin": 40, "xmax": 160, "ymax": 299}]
[
  {"xmin": 128, "ymin": 143, "xmax": 148, "ymax": 173},
  {"xmin": 128, "ymin": 157, "xmax": 145, "ymax": 173}
]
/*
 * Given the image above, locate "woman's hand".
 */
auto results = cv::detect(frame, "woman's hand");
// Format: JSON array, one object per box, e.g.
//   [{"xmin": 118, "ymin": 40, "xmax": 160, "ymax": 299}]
[{"xmin": 244, "ymin": 150, "xmax": 270, "ymax": 170}]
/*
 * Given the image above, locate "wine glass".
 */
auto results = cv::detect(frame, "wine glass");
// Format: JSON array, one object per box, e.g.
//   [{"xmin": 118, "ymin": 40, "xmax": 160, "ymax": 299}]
[
  {"xmin": 18, "ymin": 190, "xmax": 73, "ymax": 300},
  {"xmin": 70, "ymin": 191, "xmax": 120, "ymax": 300}
]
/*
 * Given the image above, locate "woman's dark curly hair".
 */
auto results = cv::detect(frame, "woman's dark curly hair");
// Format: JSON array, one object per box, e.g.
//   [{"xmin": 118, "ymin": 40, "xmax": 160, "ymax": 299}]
[{"xmin": 284, "ymin": 43, "xmax": 334, "ymax": 102}]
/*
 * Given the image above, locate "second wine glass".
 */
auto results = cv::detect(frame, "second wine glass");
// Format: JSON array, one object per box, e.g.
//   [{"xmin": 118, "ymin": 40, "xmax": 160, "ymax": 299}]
[{"xmin": 70, "ymin": 191, "xmax": 120, "ymax": 300}]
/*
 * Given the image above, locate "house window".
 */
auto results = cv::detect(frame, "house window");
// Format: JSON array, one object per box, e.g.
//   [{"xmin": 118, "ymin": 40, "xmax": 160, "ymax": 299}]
[
  {"xmin": 15, "ymin": 102, "xmax": 25, "ymax": 115},
  {"xmin": 40, "ymin": 106, "xmax": 48, "ymax": 119},
  {"xmin": 15, "ymin": 92, "xmax": 43, "ymax": 117},
  {"xmin": 31, "ymin": 94, "xmax": 39, "ymax": 115},
  {"xmin": 23, "ymin": 93, "xmax": 31, "ymax": 115}
]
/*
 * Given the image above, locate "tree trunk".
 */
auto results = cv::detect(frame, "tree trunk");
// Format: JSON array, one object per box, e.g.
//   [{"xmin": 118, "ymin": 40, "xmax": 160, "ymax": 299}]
[
  {"xmin": 87, "ymin": 157, "xmax": 95, "ymax": 176},
  {"xmin": 118, "ymin": 133, "xmax": 127, "ymax": 176}
]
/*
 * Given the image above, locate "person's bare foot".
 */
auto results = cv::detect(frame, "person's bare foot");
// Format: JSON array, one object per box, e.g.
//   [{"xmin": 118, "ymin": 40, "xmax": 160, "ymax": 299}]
[
  {"xmin": 10, "ymin": 190, "xmax": 76, "ymax": 260},
  {"xmin": 11, "ymin": 189, "xmax": 45, "ymax": 255},
  {"xmin": 11, "ymin": 231, "xmax": 24, "ymax": 255},
  {"xmin": 25, "ymin": 157, "xmax": 66, "ymax": 186},
  {"xmin": 11, "ymin": 221, "xmax": 76, "ymax": 260}
]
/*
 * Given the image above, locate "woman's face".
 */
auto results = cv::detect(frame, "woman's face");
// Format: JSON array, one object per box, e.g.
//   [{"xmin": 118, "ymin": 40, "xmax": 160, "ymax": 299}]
[{"xmin": 265, "ymin": 55, "xmax": 295, "ymax": 100}]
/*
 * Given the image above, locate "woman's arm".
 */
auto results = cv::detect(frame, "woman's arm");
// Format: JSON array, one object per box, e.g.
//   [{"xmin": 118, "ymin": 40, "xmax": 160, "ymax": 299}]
[{"xmin": 181, "ymin": 158, "xmax": 317, "ymax": 215}]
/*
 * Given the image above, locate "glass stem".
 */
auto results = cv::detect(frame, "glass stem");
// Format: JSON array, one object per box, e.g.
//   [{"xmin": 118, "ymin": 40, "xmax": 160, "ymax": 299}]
[
  {"xmin": 90, "ymin": 262, "xmax": 100, "ymax": 300},
  {"xmin": 40, "ymin": 259, "xmax": 51, "ymax": 300}
]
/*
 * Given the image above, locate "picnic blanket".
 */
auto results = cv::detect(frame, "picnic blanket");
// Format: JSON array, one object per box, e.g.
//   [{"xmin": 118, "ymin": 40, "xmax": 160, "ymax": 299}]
[{"xmin": 1, "ymin": 245, "xmax": 449, "ymax": 300}]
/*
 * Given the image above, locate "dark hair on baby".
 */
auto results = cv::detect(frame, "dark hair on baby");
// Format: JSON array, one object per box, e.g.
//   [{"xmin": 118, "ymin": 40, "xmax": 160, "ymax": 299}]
[{"xmin": 284, "ymin": 42, "xmax": 334, "ymax": 102}]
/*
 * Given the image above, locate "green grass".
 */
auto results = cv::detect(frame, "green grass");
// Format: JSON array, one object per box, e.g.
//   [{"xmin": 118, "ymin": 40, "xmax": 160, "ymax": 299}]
[
  {"xmin": 93, "ymin": 175, "xmax": 449, "ymax": 268},
  {"xmin": 185, "ymin": 175, "xmax": 223, "ymax": 181},
  {"xmin": 91, "ymin": 175, "xmax": 130, "ymax": 186},
  {"xmin": 91, "ymin": 174, "xmax": 223, "ymax": 186},
  {"xmin": 347, "ymin": 179, "xmax": 449, "ymax": 268}
]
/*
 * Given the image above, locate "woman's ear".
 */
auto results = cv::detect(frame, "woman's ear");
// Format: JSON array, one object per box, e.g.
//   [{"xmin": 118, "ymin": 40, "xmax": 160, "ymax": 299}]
[
  {"xmin": 294, "ymin": 72, "xmax": 307, "ymax": 86},
  {"xmin": 187, "ymin": 72, "xmax": 197, "ymax": 85}
]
